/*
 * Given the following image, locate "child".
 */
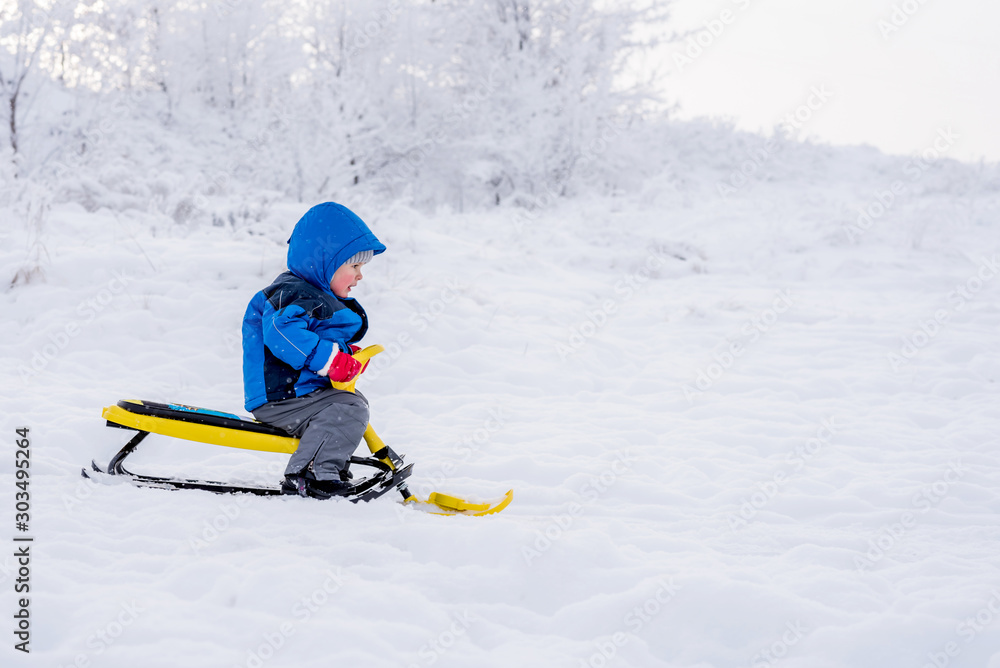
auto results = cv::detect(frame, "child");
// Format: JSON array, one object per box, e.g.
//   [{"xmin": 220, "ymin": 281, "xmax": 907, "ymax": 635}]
[{"xmin": 242, "ymin": 202, "xmax": 386, "ymax": 498}]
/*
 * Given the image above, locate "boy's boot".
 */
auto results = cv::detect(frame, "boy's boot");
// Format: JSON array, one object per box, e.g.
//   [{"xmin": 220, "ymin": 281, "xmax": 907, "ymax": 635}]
[
  {"xmin": 305, "ymin": 478, "xmax": 352, "ymax": 499},
  {"xmin": 281, "ymin": 473, "xmax": 352, "ymax": 499},
  {"xmin": 281, "ymin": 474, "xmax": 308, "ymax": 496}
]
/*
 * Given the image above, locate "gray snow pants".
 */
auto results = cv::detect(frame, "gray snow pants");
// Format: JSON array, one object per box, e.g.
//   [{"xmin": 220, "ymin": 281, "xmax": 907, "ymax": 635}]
[{"xmin": 251, "ymin": 388, "xmax": 369, "ymax": 481}]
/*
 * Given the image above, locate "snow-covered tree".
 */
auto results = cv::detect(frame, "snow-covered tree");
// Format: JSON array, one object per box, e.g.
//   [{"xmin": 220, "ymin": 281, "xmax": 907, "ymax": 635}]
[
  {"xmin": 355, "ymin": 0, "xmax": 671, "ymax": 209},
  {"xmin": 0, "ymin": 0, "xmax": 61, "ymax": 157},
  {"xmin": 3, "ymin": 0, "xmax": 673, "ymax": 214}
]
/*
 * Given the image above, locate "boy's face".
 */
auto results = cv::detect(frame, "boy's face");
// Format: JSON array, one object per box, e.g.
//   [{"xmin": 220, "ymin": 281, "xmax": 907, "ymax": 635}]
[{"xmin": 330, "ymin": 261, "xmax": 364, "ymax": 298}]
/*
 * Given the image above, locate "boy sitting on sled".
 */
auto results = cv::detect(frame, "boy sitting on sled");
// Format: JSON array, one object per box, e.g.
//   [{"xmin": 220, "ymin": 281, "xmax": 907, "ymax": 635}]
[{"xmin": 242, "ymin": 202, "xmax": 385, "ymax": 499}]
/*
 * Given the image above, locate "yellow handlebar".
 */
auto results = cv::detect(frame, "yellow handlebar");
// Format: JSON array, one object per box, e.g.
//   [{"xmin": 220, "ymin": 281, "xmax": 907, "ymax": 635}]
[{"xmin": 329, "ymin": 344, "xmax": 384, "ymax": 393}]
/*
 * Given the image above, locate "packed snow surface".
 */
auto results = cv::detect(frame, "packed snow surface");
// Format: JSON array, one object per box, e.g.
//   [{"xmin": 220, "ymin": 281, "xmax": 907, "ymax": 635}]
[{"xmin": 3, "ymin": 138, "xmax": 1000, "ymax": 668}]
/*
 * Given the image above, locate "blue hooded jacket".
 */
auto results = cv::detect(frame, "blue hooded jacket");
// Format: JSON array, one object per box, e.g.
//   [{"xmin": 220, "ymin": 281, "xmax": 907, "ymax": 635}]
[{"xmin": 242, "ymin": 203, "xmax": 386, "ymax": 412}]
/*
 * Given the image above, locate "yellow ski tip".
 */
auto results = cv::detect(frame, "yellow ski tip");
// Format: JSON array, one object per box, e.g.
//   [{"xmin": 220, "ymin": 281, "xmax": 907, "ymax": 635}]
[
  {"xmin": 427, "ymin": 492, "xmax": 491, "ymax": 512},
  {"xmin": 404, "ymin": 489, "xmax": 513, "ymax": 516}
]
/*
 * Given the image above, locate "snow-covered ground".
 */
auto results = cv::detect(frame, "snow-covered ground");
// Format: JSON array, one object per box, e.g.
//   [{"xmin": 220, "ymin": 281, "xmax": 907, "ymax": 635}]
[{"xmin": 3, "ymin": 133, "xmax": 1000, "ymax": 667}]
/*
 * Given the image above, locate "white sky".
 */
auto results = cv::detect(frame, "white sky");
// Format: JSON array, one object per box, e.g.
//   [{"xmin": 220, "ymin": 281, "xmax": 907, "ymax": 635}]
[{"xmin": 650, "ymin": 0, "xmax": 999, "ymax": 163}]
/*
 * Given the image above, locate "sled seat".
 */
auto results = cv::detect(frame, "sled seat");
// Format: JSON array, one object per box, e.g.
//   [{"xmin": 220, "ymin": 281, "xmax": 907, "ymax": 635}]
[{"xmin": 103, "ymin": 399, "xmax": 299, "ymax": 455}]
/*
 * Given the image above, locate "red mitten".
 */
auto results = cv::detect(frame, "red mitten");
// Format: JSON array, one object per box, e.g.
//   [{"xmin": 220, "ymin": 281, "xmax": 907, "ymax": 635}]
[{"xmin": 322, "ymin": 350, "xmax": 362, "ymax": 382}]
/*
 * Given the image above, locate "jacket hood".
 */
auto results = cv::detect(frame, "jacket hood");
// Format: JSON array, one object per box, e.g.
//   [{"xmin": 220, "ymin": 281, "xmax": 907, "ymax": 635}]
[{"xmin": 286, "ymin": 202, "xmax": 386, "ymax": 293}]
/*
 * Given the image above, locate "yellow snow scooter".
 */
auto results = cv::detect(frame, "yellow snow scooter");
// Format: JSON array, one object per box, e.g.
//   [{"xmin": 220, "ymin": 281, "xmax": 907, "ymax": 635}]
[{"xmin": 86, "ymin": 345, "xmax": 513, "ymax": 516}]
